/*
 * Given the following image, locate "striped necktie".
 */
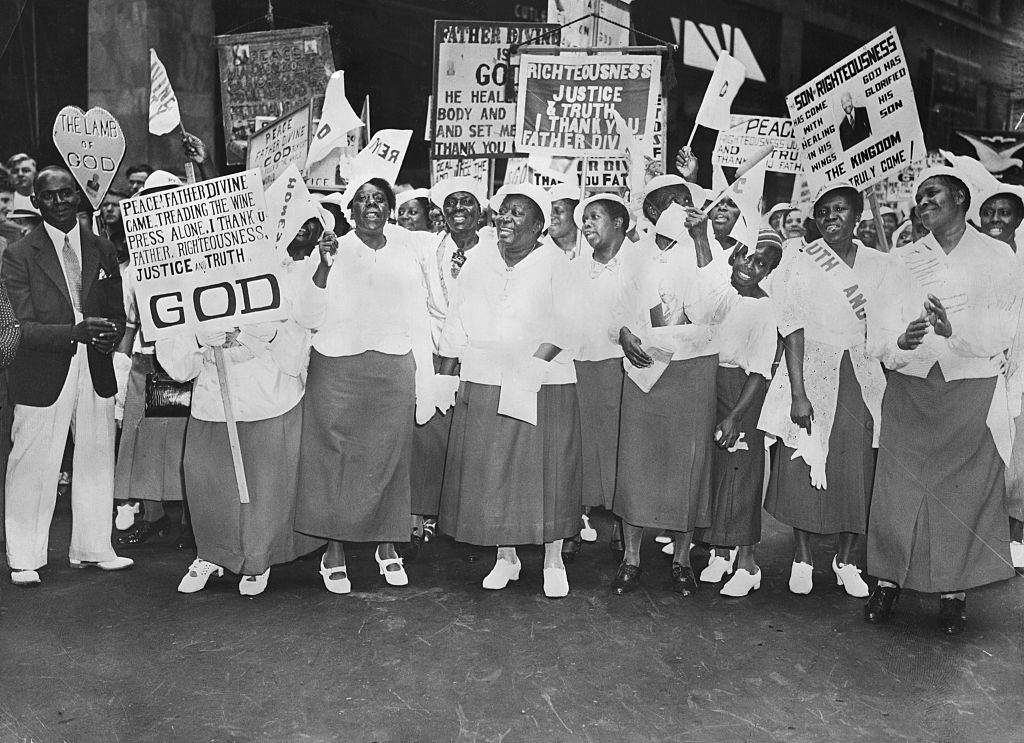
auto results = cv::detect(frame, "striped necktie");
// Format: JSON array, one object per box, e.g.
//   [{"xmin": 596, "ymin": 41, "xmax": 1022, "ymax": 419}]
[{"xmin": 62, "ymin": 235, "xmax": 82, "ymax": 312}]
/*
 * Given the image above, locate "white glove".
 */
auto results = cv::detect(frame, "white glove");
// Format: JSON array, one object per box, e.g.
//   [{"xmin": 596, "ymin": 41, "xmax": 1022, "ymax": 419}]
[
  {"xmin": 196, "ymin": 329, "xmax": 227, "ymax": 348},
  {"xmin": 434, "ymin": 373, "xmax": 460, "ymax": 413},
  {"xmin": 238, "ymin": 321, "xmax": 279, "ymax": 342},
  {"xmin": 511, "ymin": 355, "xmax": 549, "ymax": 393}
]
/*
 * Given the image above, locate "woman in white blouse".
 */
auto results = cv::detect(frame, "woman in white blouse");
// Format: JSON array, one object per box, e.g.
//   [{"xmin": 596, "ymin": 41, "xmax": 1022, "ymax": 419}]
[
  {"xmin": 698, "ymin": 229, "xmax": 782, "ymax": 597},
  {"xmin": 561, "ymin": 194, "xmax": 636, "ymax": 562},
  {"xmin": 759, "ymin": 182, "xmax": 888, "ymax": 599},
  {"xmin": 156, "ymin": 317, "xmax": 322, "ymax": 597},
  {"xmin": 866, "ymin": 168, "xmax": 1019, "ymax": 634},
  {"xmin": 546, "ymin": 183, "xmax": 580, "ymax": 260},
  {"xmin": 293, "ymin": 178, "xmax": 434, "ymax": 594},
  {"xmin": 437, "ymin": 184, "xmax": 582, "ymax": 599}
]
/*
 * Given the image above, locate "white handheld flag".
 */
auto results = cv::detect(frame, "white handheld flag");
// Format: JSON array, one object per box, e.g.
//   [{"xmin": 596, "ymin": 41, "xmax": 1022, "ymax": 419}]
[
  {"xmin": 305, "ymin": 71, "xmax": 364, "ymax": 170},
  {"xmin": 693, "ymin": 53, "xmax": 746, "ymax": 133},
  {"xmin": 149, "ymin": 49, "xmax": 181, "ymax": 135},
  {"xmin": 265, "ymin": 164, "xmax": 319, "ymax": 251},
  {"xmin": 725, "ymin": 156, "xmax": 768, "ymax": 250},
  {"xmin": 339, "ymin": 129, "xmax": 413, "ymax": 206}
]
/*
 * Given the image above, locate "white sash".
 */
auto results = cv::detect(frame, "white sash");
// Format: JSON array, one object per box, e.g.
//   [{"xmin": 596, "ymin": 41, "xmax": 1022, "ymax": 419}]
[{"xmin": 801, "ymin": 239, "xmax": 870, "ymax": 323}]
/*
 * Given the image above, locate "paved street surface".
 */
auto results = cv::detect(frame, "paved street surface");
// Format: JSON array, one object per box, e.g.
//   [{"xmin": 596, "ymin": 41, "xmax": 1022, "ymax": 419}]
[{"xmin": 1, "ymin": 503, "xmax": 1021, "ymax": 743}]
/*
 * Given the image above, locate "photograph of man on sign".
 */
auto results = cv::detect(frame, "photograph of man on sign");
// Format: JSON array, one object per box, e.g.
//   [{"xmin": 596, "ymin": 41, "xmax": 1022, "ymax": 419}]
[{"xmin": 838, "ymin": 91, "xmax": 871, "ymax": 151}]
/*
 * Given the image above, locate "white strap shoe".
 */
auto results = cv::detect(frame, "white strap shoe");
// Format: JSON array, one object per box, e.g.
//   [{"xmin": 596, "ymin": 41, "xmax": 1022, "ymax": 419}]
[
  {"xmin": 70, "ymin": 556, "xmax": 134, "ymax": 571},
  {"xmin": 10, "ymin": 569, "xmax": 41, "ymax": 586},
  {"xmin": 375, "ymin": 547, "xmax": 409, "ymax": 586},
  {"xmin": 699, "ymin": 548, "xmax": 737, "ymax": 583},
  {"xmin": 482, "ymin": 557, "xmax": 521, "ymax": 590},
  {"xmin": 580, "ymin": 514, "xmax": 598, "ymax": 542},
  {"xmin": 319, "ymin": 554, "xmax": 351, "ymax": 594},
  {"xmin": 543, "ymin": 566, "xmax": 569, "ymax": 598},
  {"xmin": 178, "ymin": 559, "xmax": 223, "ymax": 593},
  {"xmin": 721, "ymin": 567, "xmax": 761, "ymax": 597},
  {"xmin": 788, "ymin": 561, "xmax": 813, "ymax": 594},
  {"xmin": 239, "ymin": 568, "xmax": 270, "ymax": 596},
  {"xmin": 832, "ymin": 556, "xmax": 869, "ymax": 598}
]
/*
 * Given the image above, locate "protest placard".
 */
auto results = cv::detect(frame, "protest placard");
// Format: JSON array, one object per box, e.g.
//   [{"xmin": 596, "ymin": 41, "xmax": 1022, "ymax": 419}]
[
  {"xmin": 713, "ymin": 115, "xmax": 799, "ymax": 173},
  {"xmin": 121, "ymin": 170, "xmax": 285, "ymax": 341},
  {"xmin": 431, "ymin": 158, "xmax": 492, "ymax": 188},
  {"xmin": 214, "ymin": 26, "xmax": 335, "ymax": 165},
  {"xmin": 247, "ymin": 103, "xmax": 313, "ymax": 189},
  {"xmin": 52, "ymin": 106, "xmax": 126, "ymax": 210},
  {"xmin": 432, "ymin": 21, "xmax": 559, "ymax": 159},
  {"xmin": 786, "ymin": 27, "xmax": 925, "ymax": 192},
  {"xmin": 514, "ymin": 54, "xmax": 661, "ymax": 157},
  {"xmin": 265, "ymin": 164, "xmax": 320, "ymax": 250}
]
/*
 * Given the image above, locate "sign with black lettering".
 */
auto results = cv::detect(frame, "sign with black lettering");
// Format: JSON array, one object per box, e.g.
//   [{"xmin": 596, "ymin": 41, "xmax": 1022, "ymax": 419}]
[
  {"xmin": 432, "ymin": 20, "xmax": 559, "ymax": 159},
  {"xmin": 52, "ymin": 106, "xmax": 126, "ymax": 210},
  {"xmin": 121, "ymin": 170, "xmax": 284, "ymax": 340},
  {"xmin": 713, "ymin": 115, "xmax": 799, "ymax": 173},
  {"xmin": 246, "ymin": 103, "xmax": 313, "ymax": 189},
  {"xmin": 214, "ymin": 26, "xmax": 334, "ymax": 165},
  {"xmin": 514, "ymin": 54, "xmax": 661, "ymax": 157},
  {"xmin": 786, "ymin": 27, "xmax": 924, "ymax": 192}
]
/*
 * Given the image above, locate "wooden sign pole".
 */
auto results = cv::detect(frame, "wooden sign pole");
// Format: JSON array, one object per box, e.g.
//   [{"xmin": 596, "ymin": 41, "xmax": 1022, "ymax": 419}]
[
  {"xmin": 184, "ymin": 157, "xmax": 250, "ymax": 504},
  {"xmin": 868, "ymin": 190, "xmax": 891, "ymax": 253}
]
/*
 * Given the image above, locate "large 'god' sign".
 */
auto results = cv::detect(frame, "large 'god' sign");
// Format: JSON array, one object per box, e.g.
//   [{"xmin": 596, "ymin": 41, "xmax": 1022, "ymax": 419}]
[
  {"xmin": 121, "ymin": 170, "xmax": 286, "ymax": 340},
  {"xmin": 52, "ymin": 106, "xmax": 127, "ymax": 210},
  {"xmin": 786, "ymin": 27, "xmax": 925, "ymax": 192}
]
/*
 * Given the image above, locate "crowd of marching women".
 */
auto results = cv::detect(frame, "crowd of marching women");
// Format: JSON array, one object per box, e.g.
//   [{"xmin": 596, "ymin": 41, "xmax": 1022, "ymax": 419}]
[{"xmin": 5, "ymin": 137, "xmax": 1024, "ymax": 639}]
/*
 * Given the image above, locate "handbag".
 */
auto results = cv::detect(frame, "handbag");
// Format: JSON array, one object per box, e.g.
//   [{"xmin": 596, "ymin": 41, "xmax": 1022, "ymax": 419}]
[{"xmin": 144, "ymin": 357, "xmax": 193, "ymax": 417}]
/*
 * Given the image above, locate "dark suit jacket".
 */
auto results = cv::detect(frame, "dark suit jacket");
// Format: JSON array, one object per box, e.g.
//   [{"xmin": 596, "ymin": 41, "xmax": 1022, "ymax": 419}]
[
  {"xmin": 1, "ymin": 225, "xmax": 125, "ymax": 407},
  {"xmin": 839, "ymin": 107, "xmax": 871, "ymax": 151}
]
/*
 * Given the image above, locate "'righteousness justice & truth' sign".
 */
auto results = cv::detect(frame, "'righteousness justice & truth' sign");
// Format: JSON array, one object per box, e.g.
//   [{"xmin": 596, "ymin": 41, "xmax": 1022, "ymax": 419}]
[{"xmin": 786, "ymin": 27, "xmax": 924, "ymax": 192}]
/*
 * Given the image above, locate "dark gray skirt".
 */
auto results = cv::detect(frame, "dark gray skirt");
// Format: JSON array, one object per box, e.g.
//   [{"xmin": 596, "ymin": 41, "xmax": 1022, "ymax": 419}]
[
  {"xmin": 186, "ymin": 403, "xmax": 324, "ymax": 574},
  {"xmin": 439, "ymin": 382, "xmax": 582, "ymax": 545},
  {"xmin": 574, "ymin": 358, "xmax": 624, "ymax": 509},
  {"xmin": 294, "ymin": 350, "xmax": 415, "ymax": 543},
  {"xmin": 868, "ymin": 366, "xmax": 1014, "ymax": 592},
  {"xmin": 114, "ymin": 355, "xmax": 187, "ymax": 502},
  {"xmin": 614, "ymin": 355, "xmax": 718, "ymax": 532},
  {"xmin": 699, "ymin": 365, "xmax": 767, "ymax": 547},
  {"xmin": 411, "ymin": 408, "xmax": 453, "ymax": 516},
  {"xmin": 764, "ymin": 351, "xmax": 875, "ymax": 534}
]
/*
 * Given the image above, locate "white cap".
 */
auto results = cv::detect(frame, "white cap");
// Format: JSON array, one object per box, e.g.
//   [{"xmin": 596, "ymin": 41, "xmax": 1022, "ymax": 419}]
[
  {"xmin": 971, "ymin": 182, "xmax": 1024, "ymax": 224},
  {"xmin": 9, "ymin": 205, "xmax": 41, "ymax": 219},
  {"xmin": 491, "ymin": 183, "xmax": 551, "ymax": 232},
  {"xmin": 766, "ymin": 201, "xmax": 796, "ymax": 219},
  {"xmin": 139, "ymin": 170, "xmax": 183, "ymax": 194},
  {"xmin": 812, "ymin": 181, "xmax": 859, "ymax": 212},
  {"xmin": 643, "ymin": 174, "xmax": 707, "ymax": 208},
  {"xmin": 573, "ymin": 193, "xmax": 635, "ymax": 232},
  {"xmin": 396, "ymin": 188, "xmax": 430, "ymax": 209},
  {"xmin": 548, "ymin": 183, "xmax": 581, "ymax": 204},
  {"xmin": 430, "ymin": 176, "xmax": 487, "ymax": 209},
  {"xmin": 912, "ymin": 166, "xmax": 976, "ymax": 204}
]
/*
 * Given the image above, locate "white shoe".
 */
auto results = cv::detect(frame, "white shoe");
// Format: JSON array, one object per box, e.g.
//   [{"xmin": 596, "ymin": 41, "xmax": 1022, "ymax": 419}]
[
  {"xmin": 580, "ymin": 514, "xmax": 598, "ymax": 542},
  {"xmin": 832, "ymin": 556, "xmax": 869, "ymax": 598},
  {"xmin": 661, "ymin": 541, "xmax": 675, "ymax": 555},
  {"xmin": 482, "ymin": 557, "xmax": 521, "ymax": 589},
  {"xmin": 375, "ymin": 546, "xmax": 409, "ymax": 586},
  {"xmin": 654, "ymin": 532, "xmax": 672, "ymax": 544},
  {"xmin": 699, "ymin": 548, "xmax": 737, "ymax": 583},
  {"xmin": 721, "ymin": 568, "xmax": 761, "ymax": 597},
  {"xmin": 70, "ymin": 555, "xmax": 134, "ymax": 571},
  {"xmin": 1010, "ymin": 541, "xmax": 1024, "ymax": 569},
  {"xmin": 10, "ymin": 569, "xmax": 41, "ymax": 586},
  {"xmin": 239, "ymin": 569, "xmax": 270, "ymax": 596},
  {"xmin": 319, "ymin": 554, "xmax": 351, "ymax": 595},
  {"xmin": 789, "ymin": 561, "xmax": 813, "ymax": 594},
  {"xmin": 543, "ymin": 566, "xmax": 569, "ymax": 598},
  {"xmin": 177, "ymin": 559, "xmax": 223, "ymax": 593},
  {"xmin": 115, "ymin": 502, "xmax": 140, "ymax": 530}
]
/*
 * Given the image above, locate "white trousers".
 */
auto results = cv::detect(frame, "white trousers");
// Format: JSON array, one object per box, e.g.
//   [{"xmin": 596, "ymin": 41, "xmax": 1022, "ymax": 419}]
[{"xmin": 5, "ymin": 347, "xmax": 116, "ymax": 569}]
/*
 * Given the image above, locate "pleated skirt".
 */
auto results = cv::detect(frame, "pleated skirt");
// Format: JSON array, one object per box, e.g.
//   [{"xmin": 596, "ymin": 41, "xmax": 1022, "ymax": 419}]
[
  {"xmin": 1004, "ymin": 402, "xmax": 1024, "ymax": 521},
  {"xmin": 113, "ymin": 357, "xmax": 187, "ymax": 502},
  {"xmin": 699, "ymin": 366, "xmax": 767, "ymax": 546},
  {"xmin": 614, "ymin": 355, "xmax": 717, "ymax": 532},
  {"xmin": 439, "ymin": 382, "xmax": 582, "ymax": 545},
  {"xmin": 185, "ymin": 403, "xmax": 324, "ymax": 574},
  {"xmin": 294, "ymin": 350, "xmax": 415, "ymax": 543},
  {"xmin": 764, "ymin": 351, "xmax": 875, "ymax": 534},
  {"xmin": 574, "ymin": 358, "xmax": 624, "ymax": 509},
  {"xmin": 868, "ymin": 366, "xmax": 1014, "ymax": 592}
]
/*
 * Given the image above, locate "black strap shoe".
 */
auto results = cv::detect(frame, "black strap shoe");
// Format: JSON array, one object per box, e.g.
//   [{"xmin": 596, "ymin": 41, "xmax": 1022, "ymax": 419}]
[
  {"xmin": 114, "ymin": 516, "xmax": 171, "ymax": 547},
  {"xmin": 938, "ymin": 596, "xmax": 966, "ymax": 635},
  {"xmin": 671, "ymin": 563, "xmax": 698, "ymax": 596},
  {"xmin": 611, "ymin": 561, "xmax": 641, "ymax": 594},
  {"xmin": 864, "ymin": 584, "xmax": 900, "ymax": 624}
]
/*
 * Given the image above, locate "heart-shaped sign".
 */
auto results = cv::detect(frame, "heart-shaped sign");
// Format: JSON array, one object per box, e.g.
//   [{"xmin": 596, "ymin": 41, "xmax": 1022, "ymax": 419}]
[{"xmin": 52, "ymin": 106, "xmax": 127, "ymax": 210}]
